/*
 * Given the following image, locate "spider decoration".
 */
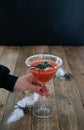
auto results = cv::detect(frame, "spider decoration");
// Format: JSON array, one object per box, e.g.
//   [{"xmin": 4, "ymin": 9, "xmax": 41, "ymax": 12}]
[
  {"xmin": 28, "ymin": 61, "xmax": 55, "ymax": 70},
  {"xmin": 60, "ymin": 73, "xmax": 73, "ymax": 80},
  {"xmin": 15, "ymin": 104, "xmax": 30, "ymax": 114}
]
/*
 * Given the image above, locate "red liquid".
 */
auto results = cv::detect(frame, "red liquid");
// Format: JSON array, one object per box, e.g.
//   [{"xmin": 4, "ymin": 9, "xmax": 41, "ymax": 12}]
[{"xmin": 30, "ymin": 60, "xmax": 58, "ymax": 83}]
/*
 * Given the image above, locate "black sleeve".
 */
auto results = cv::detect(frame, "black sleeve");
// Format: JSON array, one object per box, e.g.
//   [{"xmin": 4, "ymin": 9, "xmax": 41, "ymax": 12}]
[{"xmin": 0, "ymin": 65, "xmax": 18, "ymax": 92}]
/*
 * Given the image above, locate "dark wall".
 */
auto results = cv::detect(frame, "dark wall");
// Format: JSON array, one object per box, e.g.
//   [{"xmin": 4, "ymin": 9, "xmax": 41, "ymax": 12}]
[{"xmin": 0, "ymin": 0, "xmax": 84, "ymax": 45}]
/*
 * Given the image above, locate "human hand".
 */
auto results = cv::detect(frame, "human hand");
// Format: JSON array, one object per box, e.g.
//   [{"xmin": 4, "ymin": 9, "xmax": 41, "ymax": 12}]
[{"xmin": 14, "ymin": 74, "xmax": 49, "ymax": 97}]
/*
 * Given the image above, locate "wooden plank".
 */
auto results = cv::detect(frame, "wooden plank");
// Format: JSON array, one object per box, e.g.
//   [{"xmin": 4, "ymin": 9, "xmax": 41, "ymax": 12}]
[
  {"xmin": 49, "ymin": 46, "xmax": 84, "ymax": 130},
  {"xmin": 75, "ymin": 46, "xmax": 84, "ymax": 65},
  {"xmin": 64, "ymin": 46, "xmax": 84, "ymax": 105},
  {"xmin": 0, "ymin": 46, "xmax": 6, "ymax": 56},
  {"xmin": 72, "ymin": 74, "xmax": 84, "ymax": 106},
  {"xmin": 0, "ymin": 46, "xmax": 19, "ymax": 127},
  {"xmin": 30, "ymin": 45, "xmax": 49, "ymax": 54},
  {"xmin": 64, "ymin": 46, "xmax": 84, "ymax": 74}
]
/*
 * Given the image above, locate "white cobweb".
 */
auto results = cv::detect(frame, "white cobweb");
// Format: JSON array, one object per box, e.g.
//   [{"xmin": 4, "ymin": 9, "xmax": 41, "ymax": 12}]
[{"xmin": 6, "ymin": 93, "xmax": 39, "ymax": 124}]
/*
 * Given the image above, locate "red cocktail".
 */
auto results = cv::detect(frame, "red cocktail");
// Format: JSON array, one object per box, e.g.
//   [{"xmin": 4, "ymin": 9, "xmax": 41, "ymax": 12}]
[{"xmin": 30, "ymin": 60, "xmax": 57, "ymax": 83}]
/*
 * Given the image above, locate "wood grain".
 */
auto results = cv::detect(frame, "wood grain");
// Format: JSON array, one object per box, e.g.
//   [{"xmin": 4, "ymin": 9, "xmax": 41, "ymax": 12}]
[
  {"xmin": 64, "ymin": 46, "xmax": 84, "ymax": 106},
  {"xmin": 0, "ymin": 46, "xmax": 84, "ymax": 130},
  {"xmin": 49, "ymin": 46, "xmax": 84, "ymax": 130},
  {"xmin": 0, "ymin": 46, "xmax": 6, "ymax": 56}
]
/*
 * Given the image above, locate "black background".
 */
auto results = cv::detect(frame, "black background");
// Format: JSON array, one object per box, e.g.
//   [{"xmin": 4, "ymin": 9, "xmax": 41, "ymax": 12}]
[{"xmin": 0, "ymin": 0, "xmax": 84, "ymax": 45}]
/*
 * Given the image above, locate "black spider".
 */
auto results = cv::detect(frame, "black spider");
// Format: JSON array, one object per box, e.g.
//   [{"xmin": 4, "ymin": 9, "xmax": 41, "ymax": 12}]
[
  {"xmin": 60, "ymin": 73, "xmax": 73, "ymax": 80},
  {"xmin": 15, "ymin": 104, "xmax": 29, "ymax": 114},
  {"xmin": 28, "ymin": 61, "xmax": 55, "ymax": 70}
]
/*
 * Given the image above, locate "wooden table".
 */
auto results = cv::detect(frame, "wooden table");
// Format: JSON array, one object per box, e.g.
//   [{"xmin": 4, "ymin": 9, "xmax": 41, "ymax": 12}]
[{"xmin": 0, "ymin": 46, "xmax": 84, "ymax": 130}]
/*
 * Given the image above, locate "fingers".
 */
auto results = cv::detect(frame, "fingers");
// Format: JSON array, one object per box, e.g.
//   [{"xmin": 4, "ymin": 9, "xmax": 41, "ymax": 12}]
[
  {"xmin": 36, "ymin": 86, "xmax": 49, "ymax": 97},
  {"xmin": 27, "ymin": 74, "xmax": 49, "ymax": 97}
]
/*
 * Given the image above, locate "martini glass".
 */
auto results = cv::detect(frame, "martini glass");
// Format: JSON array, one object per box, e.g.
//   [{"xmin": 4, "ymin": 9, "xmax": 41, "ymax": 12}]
[{"xmin": 25, "ymin": 54, "xmax": 62, "ymax": 118}]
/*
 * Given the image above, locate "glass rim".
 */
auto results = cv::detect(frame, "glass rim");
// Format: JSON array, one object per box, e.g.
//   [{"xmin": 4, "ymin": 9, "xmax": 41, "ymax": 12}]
[{"xmin": 25, "ymin": 54, "xmax": 62, "ymax": 68}]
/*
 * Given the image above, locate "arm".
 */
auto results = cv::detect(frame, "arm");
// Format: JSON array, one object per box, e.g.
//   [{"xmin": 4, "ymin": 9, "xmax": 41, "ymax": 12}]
[
  {"xmin": 0, "ymin": 65, "xmax": 49, "ymax": 96},
  {"xmin": 0, "ymin": 65, "xmax": 18, "ymax": 92}
]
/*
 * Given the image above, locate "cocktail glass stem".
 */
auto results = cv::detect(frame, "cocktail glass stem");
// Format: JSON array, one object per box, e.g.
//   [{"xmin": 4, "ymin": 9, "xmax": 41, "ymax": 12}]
[{"xmin": 40, "ymin": 83, "xmax": 47, "ymax": 110}]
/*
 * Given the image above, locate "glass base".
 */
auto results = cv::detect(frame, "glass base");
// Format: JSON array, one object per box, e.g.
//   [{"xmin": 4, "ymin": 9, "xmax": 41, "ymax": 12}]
[{"xmin": 33, "ymin": 103, "xmax": 53, "ymax": 118}]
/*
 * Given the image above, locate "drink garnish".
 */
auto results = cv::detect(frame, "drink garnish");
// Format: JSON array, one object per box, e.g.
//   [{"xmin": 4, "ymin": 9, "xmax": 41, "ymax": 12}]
[{"xmin": 28, "ymin": 61, "xmax": 55, "ymax": 70}]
